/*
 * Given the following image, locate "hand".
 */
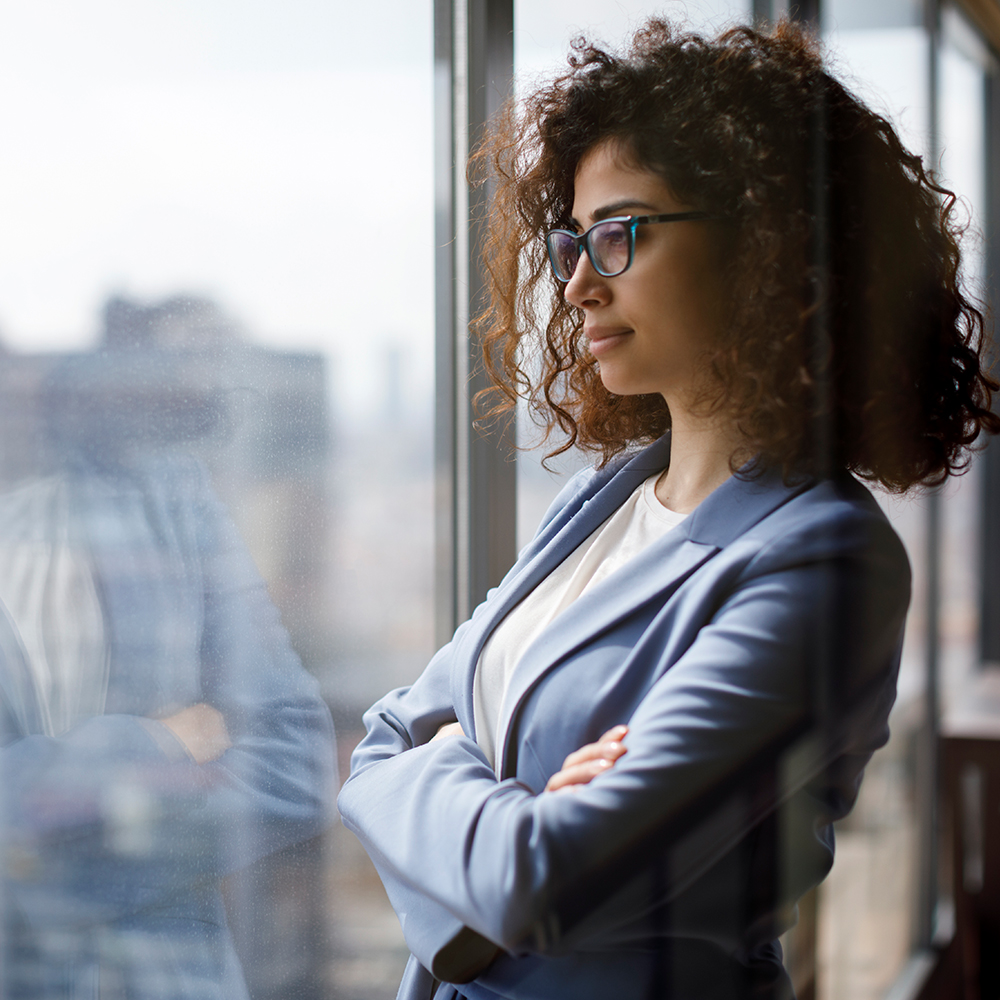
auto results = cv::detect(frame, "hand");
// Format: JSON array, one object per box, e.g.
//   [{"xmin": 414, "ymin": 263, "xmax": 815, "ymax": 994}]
[
  {"xmin": 545, "ymin": 725, "xmax": 628, "ymax": 793},
  {"xmin": 159, "ymin": 703, "xmax": 232, "ymax": 764},
  {"xmin": 430, "ymin": 721, "xmax": 465, "ymax": 742}
]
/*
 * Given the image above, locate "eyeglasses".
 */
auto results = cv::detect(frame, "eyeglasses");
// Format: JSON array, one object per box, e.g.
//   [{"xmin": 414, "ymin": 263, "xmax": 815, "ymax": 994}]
[{"xmin": 544, "ymin": 213, "xmax": 718, "ymax": 283}]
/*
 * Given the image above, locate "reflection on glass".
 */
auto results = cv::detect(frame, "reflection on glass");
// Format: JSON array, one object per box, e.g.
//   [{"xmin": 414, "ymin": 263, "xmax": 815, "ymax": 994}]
[{"xmin": 0, "ymin": 303, "xmax": 337, "ymax": 998}]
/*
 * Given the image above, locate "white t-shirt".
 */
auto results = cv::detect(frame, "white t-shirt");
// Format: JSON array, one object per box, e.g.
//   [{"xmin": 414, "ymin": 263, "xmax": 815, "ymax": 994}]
[{"xmin": 473, "ymin": 471, "xmax": 687, "ymax": 770}]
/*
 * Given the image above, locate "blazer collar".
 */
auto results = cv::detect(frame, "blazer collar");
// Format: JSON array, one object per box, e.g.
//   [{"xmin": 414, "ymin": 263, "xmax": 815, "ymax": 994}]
[{"xmin": 682, "ymin": 462, "xmax": 813, "ymax": 547}]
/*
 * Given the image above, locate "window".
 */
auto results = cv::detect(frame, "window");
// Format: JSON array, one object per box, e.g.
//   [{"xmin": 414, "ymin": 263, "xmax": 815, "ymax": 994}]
[{"xmin": 0, "ymin": 3, "xmax": 433, "ymax": 996}]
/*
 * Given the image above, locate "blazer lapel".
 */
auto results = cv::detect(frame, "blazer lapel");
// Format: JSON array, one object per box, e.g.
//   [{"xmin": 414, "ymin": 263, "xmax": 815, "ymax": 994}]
[
  {"xmin": 492, "ymin": 461, "xmax": 815, "ymax": 772},
  {"xmin": 451, "ymin": 436, "xmax": 674, "ymax": 737},
  {"xmin": 516, "ymin": 434, "xmax": 673, "ymax": 567},
  {"xmin": 493, "ymin": 531, "xmax": 717, "ymax": 773}
]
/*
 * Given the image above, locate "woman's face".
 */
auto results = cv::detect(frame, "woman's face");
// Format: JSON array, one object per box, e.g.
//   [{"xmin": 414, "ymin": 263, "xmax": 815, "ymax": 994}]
[{"xmin": 563, "ymin": 141, "xmax": 728, "ymax": 406}]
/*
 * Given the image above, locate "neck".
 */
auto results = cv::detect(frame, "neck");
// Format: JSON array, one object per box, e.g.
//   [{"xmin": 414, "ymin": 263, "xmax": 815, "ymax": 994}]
[{"xmin": 655, "ymin": 402, "xmax": 746, "ymax": 514}]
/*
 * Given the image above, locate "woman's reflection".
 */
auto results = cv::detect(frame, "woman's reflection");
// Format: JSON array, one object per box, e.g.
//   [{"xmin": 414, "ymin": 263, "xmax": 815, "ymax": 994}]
[{"xmin": 0, "ymin": 348, "xmax": 336, "ymax": 999}]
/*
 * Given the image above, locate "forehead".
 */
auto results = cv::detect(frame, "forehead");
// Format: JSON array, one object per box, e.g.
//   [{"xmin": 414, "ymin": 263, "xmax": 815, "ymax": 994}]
[{"xmin": 571, "ymin": 141, "xmax": 681, "ymax": 222}]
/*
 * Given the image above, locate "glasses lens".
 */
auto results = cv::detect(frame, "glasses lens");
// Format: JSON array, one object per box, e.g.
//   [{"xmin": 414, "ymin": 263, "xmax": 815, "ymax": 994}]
[
  {"xmin": 589, "ymin": 221, "xmax": 630, "ymax": 276},
  {"xmin": 547, "ymin": 231, "xmax": 579, "ymax": 281}
]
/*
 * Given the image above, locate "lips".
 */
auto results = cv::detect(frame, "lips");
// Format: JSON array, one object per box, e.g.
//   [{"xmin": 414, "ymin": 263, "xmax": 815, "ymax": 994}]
[{"xmin": 585, "ymin": 327, "xmax": 633, "ymax": 356}]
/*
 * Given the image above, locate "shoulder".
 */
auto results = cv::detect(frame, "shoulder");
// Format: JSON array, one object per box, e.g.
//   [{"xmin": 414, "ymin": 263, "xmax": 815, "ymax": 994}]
[
  {"xmin": 723, "ymin": 473, "xmax": 911, "ymax": 601},
  {"xmin": 758, "ymin": 474, "xmax": 905, "ymax": 552},
  {"xmin": 128, "ymin": 451, "xmax": 211, "ymax": 496}
]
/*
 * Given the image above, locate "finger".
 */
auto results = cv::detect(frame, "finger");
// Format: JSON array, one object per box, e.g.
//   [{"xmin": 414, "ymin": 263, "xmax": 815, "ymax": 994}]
[
  {"xmin": 546, "ymin": 759, "xmax": 612, "ymax": 792},
  {"xmin": 545, "ymin": 758, "xmax": 613, "ymax": 792},
  {"xmin": 560, "ymin": 726, "xmax": 628, "ymax": 768},
  {"xmin": 597, "ymin": 725, "xmax": 628, "ymax": 743},
  {"xmin": 559, "ymin": 737, "xmax": 628, "ymax": 771},
  {"xmin": 430, "ymin": 721, "xmax": 465, "ymax": 742}
]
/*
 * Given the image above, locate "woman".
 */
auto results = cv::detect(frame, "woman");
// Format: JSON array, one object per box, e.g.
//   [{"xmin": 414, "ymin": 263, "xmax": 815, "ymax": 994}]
[{"xmin": 338, "ymin": 19, "xmax": 998, "ymax": 1000}]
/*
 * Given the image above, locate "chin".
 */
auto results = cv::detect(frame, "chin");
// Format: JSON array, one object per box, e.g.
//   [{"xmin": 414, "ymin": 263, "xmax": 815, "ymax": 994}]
[{"xmin": 598, "ymin": 369, "xmax": 657, "ymax": 398}]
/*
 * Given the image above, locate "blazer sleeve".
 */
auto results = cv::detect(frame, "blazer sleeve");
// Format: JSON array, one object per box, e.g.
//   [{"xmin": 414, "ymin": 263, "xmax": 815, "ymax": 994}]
[
  {"xmin": 341, "ymin": 597, "xmax": 513, "ymax": 980},
  {"xmin": 337, "ymin": 504, "xmax": 909, "ymax": 979},
  {"xmin": 1, "ymin": 459, "xmax": 336, "ymax": 927}
]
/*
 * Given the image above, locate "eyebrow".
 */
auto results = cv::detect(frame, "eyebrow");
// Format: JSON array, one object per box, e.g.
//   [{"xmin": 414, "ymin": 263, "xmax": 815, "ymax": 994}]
[{"xmin": 569, "ymin": 199, "xmax": 662, "ymax": 229}]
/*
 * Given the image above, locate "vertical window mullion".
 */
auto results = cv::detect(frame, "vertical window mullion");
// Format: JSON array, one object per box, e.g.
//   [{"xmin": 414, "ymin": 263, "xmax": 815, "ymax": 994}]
[
  {"xmin": 434, "ymin": 0, "xmax": 459, "ymax": 647},
  {"xmin": 979, "ymin": 35, "xmax": 1000, "ymax": 668},
  {"xmin": 916, "ymin": 0, "xmax": 943, "ymax": 951},
  {"xmin": 435, "ymin": 0, "xmax": 516, "ymax": 645}
]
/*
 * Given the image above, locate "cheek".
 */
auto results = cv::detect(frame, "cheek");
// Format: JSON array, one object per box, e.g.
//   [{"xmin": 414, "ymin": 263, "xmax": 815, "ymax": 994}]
[{"xmin": 640, "ymin": 264, "xmax": 716, "ymax": 330}]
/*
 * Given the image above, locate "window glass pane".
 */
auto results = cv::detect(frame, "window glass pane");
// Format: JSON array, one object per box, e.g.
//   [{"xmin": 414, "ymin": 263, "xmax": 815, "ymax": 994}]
[
  {"xmin": 0, "ymin": 2, "xmax": 431, "ymax": 997},
  {"xmin": 935, "ymin": 9, "xmax": 991, "ymax": 972},
  {"xmin": 515, "ymin": 0, "xmax": 751, "ymax": 84},
  {"xmin": 938, "ymin": 7, "xmax": 988, "ymax": 705}
]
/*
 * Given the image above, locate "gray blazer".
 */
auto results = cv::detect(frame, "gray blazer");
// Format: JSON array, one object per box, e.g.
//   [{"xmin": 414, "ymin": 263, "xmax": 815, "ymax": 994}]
[{"xmin": 339, "ymin": 434, "xmax": 909, "ymax": 1000}]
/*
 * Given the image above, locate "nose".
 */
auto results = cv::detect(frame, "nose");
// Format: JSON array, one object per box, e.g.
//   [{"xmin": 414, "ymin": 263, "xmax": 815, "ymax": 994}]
[{"xmin": 563, "ymin": 252, "xmax": 611, "ymax": 310}]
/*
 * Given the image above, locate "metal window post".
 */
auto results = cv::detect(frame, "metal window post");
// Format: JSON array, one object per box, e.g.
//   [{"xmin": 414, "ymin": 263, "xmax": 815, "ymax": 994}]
[
  {"xmin": 434, "ymin": 0, "xmax": 516, "ymax": 647},
  {"xmin": 979, "ymin": 29, "xmax": 1000, "ymax": 666},
  {"xmin": 915, "ymin": 0, "xmax": 943, "ymax": 951}
]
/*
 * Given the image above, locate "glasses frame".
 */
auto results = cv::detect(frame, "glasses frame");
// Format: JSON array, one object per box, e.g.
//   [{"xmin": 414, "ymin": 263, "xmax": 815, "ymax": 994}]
[{"xmin": 544, "ymin": 212, "xmax": 719, "ymax": 283}]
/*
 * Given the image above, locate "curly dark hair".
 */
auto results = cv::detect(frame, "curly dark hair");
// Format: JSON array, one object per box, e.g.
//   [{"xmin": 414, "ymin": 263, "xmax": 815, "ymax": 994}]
[{"xmin": 472, "ymin": 18, "xmax": 1000, "ymax": 490}]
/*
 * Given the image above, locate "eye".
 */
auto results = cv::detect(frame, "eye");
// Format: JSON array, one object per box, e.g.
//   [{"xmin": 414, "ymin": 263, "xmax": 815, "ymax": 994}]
[
  {"xmin": 590, "ymin": 221, "xmax": 630, "ymax": 273},
  {"xmin": 593, "ymin": 222, "xmax": 628, "ymax": 249}
]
